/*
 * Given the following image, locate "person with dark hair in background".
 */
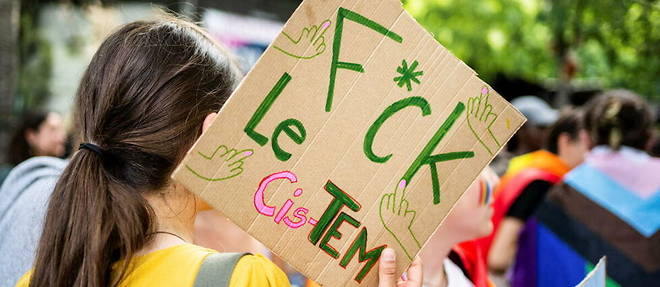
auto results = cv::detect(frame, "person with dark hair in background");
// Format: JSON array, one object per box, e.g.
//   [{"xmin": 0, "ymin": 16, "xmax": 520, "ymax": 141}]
[
  {"xmin": 0, "ymin": 112, "xmax": 66, "ymax": 186},
  {"xmin": 0, "ymin": 111, "xmax": 68, "ymax": 286},
  {"xmin": 7, "ymin": 111, "xmax": 66, "ymax": 166},
  {"xmin": 480, "ymin": 108, "xmax": 590, "ymax": 280},
  {"xmin": 517, "ymin": 90, "xmax": 659, "ymax": 286},
  {"xmin": 489, "ymin": 96, "xmax": 558, "ymax": 176},
  {"xmin": 509, "ymin": 96, "xmax": 559, "ymax": 155}
]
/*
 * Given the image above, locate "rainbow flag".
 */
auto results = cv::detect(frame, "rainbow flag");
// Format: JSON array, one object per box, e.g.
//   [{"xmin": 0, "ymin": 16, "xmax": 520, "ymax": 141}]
[
  {"xmin": 512, "ymin": 147, "xmax": 660, "ymax": 286},
  {"xmin": 477, "ymin": 150, "xmax": 569, "ymax": 262}
]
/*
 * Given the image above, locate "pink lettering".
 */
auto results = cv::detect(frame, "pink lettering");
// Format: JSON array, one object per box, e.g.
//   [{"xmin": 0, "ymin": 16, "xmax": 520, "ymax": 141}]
[
  {"xmin": 253, "ymin": 171, "xmax": 319, "ymax": 230},
  {"xmin": 275, "ymin": 199, "xmax": 294, "ymax": 223},
  {"xmin": 283, "ymin": 207, "xmax": 309, "ymax": 228},
  {"xmin": 253, "ymin": 171, "xmax": 297, "ymax": 216}
]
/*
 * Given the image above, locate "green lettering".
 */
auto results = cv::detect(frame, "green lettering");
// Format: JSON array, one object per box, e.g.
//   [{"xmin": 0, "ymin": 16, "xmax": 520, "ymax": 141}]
[
  {"xmin": 319, "ymin": 212, "xmax": 360, "ymax": 259},
  {"xmin": 244, "ymin": 73, "xmax": 292, "ymax": 146},
  {"xmin": 309, "ymin": 180, "xmax": 361, "ymax": 244},
  {"xmin": 326, "ymin": 7, "xmax": 403, "ymax": 112},
  {"xmin": 364, "ymin": 97, "xmax": 431, "ymax": 163},
  {"xmin": 272, "ymin": 118, "xmax": 306, "ymax": 161},
  {"xmin": 340, "ymin": 227, "xmax": 386, "ymax": 283},
  {"xmin": 402, "ymin": 102, "xmax": 475, "ymax": 204}
]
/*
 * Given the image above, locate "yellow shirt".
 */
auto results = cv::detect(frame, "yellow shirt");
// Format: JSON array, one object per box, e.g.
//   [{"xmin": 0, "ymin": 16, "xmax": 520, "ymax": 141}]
[{"xmin": 16, "ymin": 244, "xmax": 290, "ymax": 287}]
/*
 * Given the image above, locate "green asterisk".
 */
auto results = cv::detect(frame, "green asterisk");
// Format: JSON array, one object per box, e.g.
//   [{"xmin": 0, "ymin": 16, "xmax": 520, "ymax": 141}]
[{"xmin": 393, "ymin": 59, "xmax": 423, "ymax": 91}]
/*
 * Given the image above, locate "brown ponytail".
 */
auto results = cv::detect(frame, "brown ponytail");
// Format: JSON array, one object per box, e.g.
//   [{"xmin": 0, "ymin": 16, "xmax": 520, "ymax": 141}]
[
  {"xmin": 29, "ymin": 18, "xmax": 241, "ymax": 287},
  {"xmin": 584, "ymin": 89, "xmax": 653, "ymax": 151}
]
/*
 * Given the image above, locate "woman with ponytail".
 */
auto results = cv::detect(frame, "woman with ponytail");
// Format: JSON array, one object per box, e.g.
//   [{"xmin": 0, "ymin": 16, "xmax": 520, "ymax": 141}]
[
  {"xmin": 514, "ymin": 90, "xmax": 660, "ymax": 287},
  {"xmin": 14, "ymin": 18, "xmax": 290, "ymax": 287},
  {"xmin": 15, "ymin": 18, "xmax": 421, "ymax": 287}
]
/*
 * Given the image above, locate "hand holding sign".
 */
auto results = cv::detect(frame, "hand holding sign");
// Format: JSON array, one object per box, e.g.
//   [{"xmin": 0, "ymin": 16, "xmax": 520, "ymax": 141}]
[
  {"xmin": 273, "ymin": 19, "xmax": 331, "ymax": 60},
  {"xmin": 185, "ymin": 144, "xmax": 254, "ymax": 182},
  {"xmin": 379, "ymin": 179, "xmax": 422, "ymax": 260},
  {"xmin": 467, "ymin": 87, "xmax": 502, "ymax": 155},
  {"xmin": 377, "ymin": 248, "xmax": 423, "ymax": 287}
]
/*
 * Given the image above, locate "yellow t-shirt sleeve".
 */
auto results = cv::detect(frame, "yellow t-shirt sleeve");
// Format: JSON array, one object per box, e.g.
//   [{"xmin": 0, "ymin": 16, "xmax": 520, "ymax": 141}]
[
  {"xmin": 15, "ymin": 271, "xmax": 30, "ymax": 287},
  {"xmin": 228, "ymin": 254, "xmax": 291, "ymax": 287}
]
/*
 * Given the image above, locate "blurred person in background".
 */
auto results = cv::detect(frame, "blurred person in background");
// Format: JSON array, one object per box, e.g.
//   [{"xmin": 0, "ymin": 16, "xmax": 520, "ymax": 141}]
[
  {"xmin": 0, "ymin": 112, "xmax": 69, "ymax": 286},
  {"xmin": 509, "ymin": 96, "xmax": 558, "ymax": 155},
  {"xmin": 7, "ymin": 111, "xmax": 67, "ymax": 165},
  {"xmin": 0, "ymin": 112, "xmax": 66, "ymax": 186},
  {"xmin": 515, "ymin": 90, "xmax": 659, "ymax": 286},
  {"xmin": 420, "ymin": 168, "xmax": 499, "ymax": 287},
  {"xmin": 0, "ymin": 156, "xmax": 68, "ymax": 287},
  {"xmin": 485, "ymin": 108, "xmax": 589, "ymax": 279},
  {"xmin": 490, "ymin": 96, "xmax": 557, "ymax": 176}
]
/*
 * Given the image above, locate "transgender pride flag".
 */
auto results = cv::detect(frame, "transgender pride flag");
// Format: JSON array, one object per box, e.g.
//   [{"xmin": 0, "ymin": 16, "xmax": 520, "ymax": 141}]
[{"xmin": 511, "ymin": 146, "xmax": 660, "ymax": 287}]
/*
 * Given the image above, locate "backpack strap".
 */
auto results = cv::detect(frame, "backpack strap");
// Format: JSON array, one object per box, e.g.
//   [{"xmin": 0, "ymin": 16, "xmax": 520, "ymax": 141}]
[{"xmin": 194, "ymin": 252, "xmax": 250, "ymax": 287}]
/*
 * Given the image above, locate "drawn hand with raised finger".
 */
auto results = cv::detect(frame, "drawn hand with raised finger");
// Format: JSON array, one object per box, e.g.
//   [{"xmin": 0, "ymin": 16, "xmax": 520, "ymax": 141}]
[
  {"xmin": 273, "ymin": 19, "xmax": 331, "ymax": 59},
  {"xmin": 185, "ymin": 144, "xmax": 254, "ymax": 182},
  {"xmin": 466, "ymin": 87, "xmax": 502, "ymax": 155},
  {"xmin": 379, "ymin": 179, "xmax": 421, "ymax": 261}
]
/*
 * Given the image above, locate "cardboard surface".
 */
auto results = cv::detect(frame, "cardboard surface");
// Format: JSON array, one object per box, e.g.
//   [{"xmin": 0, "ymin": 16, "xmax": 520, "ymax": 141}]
[{"xmin": 173, "ymin": 0, "xmax": 526, "ymax": 285}]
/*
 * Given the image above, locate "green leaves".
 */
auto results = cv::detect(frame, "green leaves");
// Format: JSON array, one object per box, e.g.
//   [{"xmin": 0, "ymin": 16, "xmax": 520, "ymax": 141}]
[{"xmin": 404, "ymin": 0, "xmax": 659, "ymax": 99}]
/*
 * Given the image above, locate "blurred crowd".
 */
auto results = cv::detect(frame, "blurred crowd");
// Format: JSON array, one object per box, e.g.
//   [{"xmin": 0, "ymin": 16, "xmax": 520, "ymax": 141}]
[{"xmin": 0, "ymin": 12, "xmax": 658, "ymax": 287}]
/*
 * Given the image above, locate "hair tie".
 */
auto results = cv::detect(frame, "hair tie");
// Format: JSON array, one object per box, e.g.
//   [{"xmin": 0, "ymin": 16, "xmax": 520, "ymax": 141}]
[{"xmin": 79, "ymin": 143, "xmax": 104, "ymax": 156}]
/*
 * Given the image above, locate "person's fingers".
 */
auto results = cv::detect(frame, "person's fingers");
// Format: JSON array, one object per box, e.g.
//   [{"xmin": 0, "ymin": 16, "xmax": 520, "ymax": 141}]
[
  {"xmin": 378, "ymin": 248, "xmax": 398, "ymax": 287},
  {"xmin": 403, "ymin": 255, "xmax": 423, "ymax": 287}
]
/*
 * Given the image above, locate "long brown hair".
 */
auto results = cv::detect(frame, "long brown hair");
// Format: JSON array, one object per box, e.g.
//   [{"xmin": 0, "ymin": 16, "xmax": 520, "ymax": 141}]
[{"xmin": 29, "ymin": 18, "xmax": 241, "ymax": 287}]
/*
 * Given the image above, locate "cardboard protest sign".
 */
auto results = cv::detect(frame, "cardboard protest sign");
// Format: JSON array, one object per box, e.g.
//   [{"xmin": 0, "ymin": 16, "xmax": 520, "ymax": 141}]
[{"xmin": 173, "ymin": 0, "xmax": 525, "ymax": 285}]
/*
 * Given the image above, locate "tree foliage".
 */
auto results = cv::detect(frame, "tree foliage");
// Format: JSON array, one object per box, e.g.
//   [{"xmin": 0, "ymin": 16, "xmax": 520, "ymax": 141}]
[{"xmin": 404, "ymin": 0, "xmax": 660, "ymax": 100}]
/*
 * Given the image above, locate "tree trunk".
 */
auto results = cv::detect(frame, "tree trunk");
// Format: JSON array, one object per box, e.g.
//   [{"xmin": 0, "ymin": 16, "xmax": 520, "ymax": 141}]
[{"xmin": 0, "ymin": 0, "xmax": 20, "ymax": 164}]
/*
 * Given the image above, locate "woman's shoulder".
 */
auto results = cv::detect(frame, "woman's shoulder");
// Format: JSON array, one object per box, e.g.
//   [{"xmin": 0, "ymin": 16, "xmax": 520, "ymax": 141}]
[
  {"xmin": 159, "ymin": 243, "xmax": 217, "ymax": 257},
  {"xmin": 106, "ymin": 244, "xmax": 216, "ymax": 286},
  {"xmin": 130, "ymin": 243, "xmax": 216, "ymax": 267},
  {"xmin": 229, "ymin": 253, "xmax": 291, "ymax": 287},
  {"xmin": 143, "ymin": 244, "xmax": 290, "ymax": 286}
]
